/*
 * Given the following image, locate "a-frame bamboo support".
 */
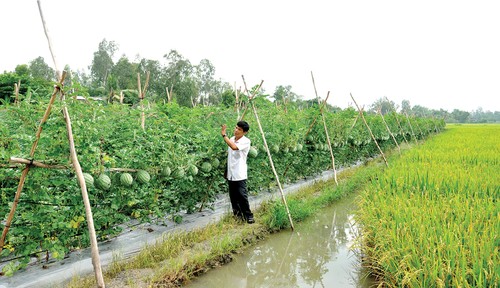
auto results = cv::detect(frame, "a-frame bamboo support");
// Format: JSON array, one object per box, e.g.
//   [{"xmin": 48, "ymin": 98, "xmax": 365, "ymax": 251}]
[
  {"xmin": 241, "ymin": 76, "xmax": 294, "ymax": 231},
  {"xmin": 385, "ymin": 97, "xmax": 409, "ymax": 145},
  {"xmin": 378, "ymin": 108, "xmax": 401, "ymax": 155},
  {"xmin": 0, "ymin": 73, "xmax": 67, "ymax": 254},
  {"xmin": 2, "ymin": 1, "xmax": 106, "ymax": 286},
  {"xmin": 350, "ymin": 93, "xmax": 388, "ymax": 167},
  {"xmin": 404, "ymin": 111, "xmax": 419, "ymax": 145},
  {"xmin": 310, "ymin": 72, "xmax": 338, "ymax": 185}
]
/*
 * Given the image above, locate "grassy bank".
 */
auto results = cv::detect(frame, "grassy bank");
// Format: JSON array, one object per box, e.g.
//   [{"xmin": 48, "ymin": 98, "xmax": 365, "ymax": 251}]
[
  {"xmin": 67, "ymin": 157, "xmax": 386, "ymax": 287},
  {"xmin": 357, "ymin": 124, "xmax": 499, "ymax": 287}
]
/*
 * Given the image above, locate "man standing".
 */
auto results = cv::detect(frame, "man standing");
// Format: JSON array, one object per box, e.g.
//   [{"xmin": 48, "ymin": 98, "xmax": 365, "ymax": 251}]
[{"xmin": 221, "ymin": 121, "xmax": 255, "ymax": 224}]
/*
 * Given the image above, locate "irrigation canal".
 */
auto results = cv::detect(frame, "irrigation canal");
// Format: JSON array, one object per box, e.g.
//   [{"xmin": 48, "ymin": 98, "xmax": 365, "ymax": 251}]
[{"xmin": 186, "ymin": 191, "xmax": 376, "ymax": 288}]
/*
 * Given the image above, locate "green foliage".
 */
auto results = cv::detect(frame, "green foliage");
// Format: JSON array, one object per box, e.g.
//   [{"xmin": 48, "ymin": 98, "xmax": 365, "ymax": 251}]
[{"xmin": 0, "ymin": 98, "xmax": 442, "ymax": 274}]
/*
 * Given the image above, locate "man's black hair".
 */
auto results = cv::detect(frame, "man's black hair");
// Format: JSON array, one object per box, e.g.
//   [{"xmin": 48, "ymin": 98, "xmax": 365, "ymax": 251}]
[{"xmin": 237, "ymin": 120, "xmax": 250, "ymax": 132}]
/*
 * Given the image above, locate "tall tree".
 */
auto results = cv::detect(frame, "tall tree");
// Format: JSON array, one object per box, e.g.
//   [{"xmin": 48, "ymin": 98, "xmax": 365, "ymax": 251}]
[
  {"xmin": 111, "ymin": 55, "xmax": 136, "ymax": 90},
  {"xmin": 137, "ymin": 58, "xmax": 163, "ymax": 101},
  {"xmin": 370, "ymin": 97, "xmax": 396, "ymax": 115},
  {"xmin": 90, "ymin": 39, "xmax": 118, "ymax": 88},
  {"xmin": 401, "ymin": 100, "xmax": 411, "ymax": 114},
  {"xmin": 29, "ymin": 56, "xmax": 55, "ymax": 81},
  {"xmin": 163, "ymin": 50, "xmax": 193, "ymax": 106},
  {"xmin": 14, "ymin": 64, "xmax": 30, "ymax": 77},
  {"xmin": 194, "ymin": 59, "xmax": 215, "ymax": 105}
]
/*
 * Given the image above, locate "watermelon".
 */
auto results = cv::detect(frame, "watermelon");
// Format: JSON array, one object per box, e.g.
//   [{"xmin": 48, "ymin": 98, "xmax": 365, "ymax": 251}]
[
  {"xmin": 201, "ymin": 162, "xmax": 212, "ymax": 173},
  {"xmin": 248, "ymin": 146, "xmax": 258, "ymax": 158},
  {"xmin": 136, "ymin": 170, "xmax": 151, "ymax": 184},
  {"xmin": 95, "ymin": 174, "xmax": 111, "ymax": 190},
  {"xmin": 120, "ymin": 173, "xmax": 133, "ymax": 186},
  {"xmin": 83, "ymin": 173, "xmax": 94, "ymax": 187},
  {"xmin": 187, "ymin": 164, "xmax": 198, "ymax": 176},
  {"xmin": 283, "ymin": 147, "xmax": 289, "ymax": 153},
  {"xmin": 161, "ymin": 167, "xmax": 171, "ymax": 177},
  {"xmin": 297, "ymin": 143, "xmax": 303, "ymax": 151},
  {"xmin": 174, "ymin": 168, "xmax": 185, "ymax": 178},
  {"xmin": 306, "ymin": 135, "xmax": 314, "ymax": 142},
  {"xmin": 271, "ymin": 145, "xmax": 280, "ymax": 154},
  {"xmin": 211, "ymin": 158, "xmax": 220, "ymax": 168}
]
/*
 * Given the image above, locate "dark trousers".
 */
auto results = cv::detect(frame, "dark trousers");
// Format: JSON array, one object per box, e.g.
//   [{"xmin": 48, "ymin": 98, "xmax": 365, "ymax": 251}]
[{"xmin": 228, "ymin": 180, "xmax": 253, "ymax": 220}]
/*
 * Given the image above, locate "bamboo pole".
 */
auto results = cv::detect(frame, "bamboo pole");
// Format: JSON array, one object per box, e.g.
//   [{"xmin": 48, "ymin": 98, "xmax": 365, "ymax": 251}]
[
  {"xmin": 9, "ymin": 157, "xmax": 67, "ymax": 169},
  {"xmin": 310, "ymin": 71, "xmax": 337, "ymax": 185},
  {"xmin": 239, "ymin": 79, "xmax": 262, "ymax": 121},
  {"xmin": 378, "ymin": 109, "xmax": 401, "ymax": 155},
  {"xmin": 0, "ymin": 74, "xmax": 66, "ymax": 253},
  {"xmin": 350, "ymin": 93, "xmax": 388, "ymax": 167},
  {"xmin": 242, "ymin": 76, "xmax": 294, "ymax": 231},
  {"xmin": 14, "ymin": 80, "xmax": 20, "ymax": 105},
  {"xmin": 304, "ymin": 95, "xmax": 329, "ymax": 138},
  {"xmin": 404, "ymin": 111, "xmax": 419, "ymax": 145},
  {"xmin": 137, "ymin": 72, "xmax": 150, "ymax": 131},
  {"xmin": 234, "ymin": 82, "xmax": 240, "ymax": 120},
  {"xmin": 37, "ymin": 2, "xmax": 105, "ymax": 286},
  {"xmin": 385, "ymin": 97, "xmax": 409, "ymax": 145},
  {"xmin": 61, "ymin": 97, "xmax": 105, "ymax": 288},
  {"xmin": 37, "ymin": 0, "xmax": 60, "ymax": 80}
]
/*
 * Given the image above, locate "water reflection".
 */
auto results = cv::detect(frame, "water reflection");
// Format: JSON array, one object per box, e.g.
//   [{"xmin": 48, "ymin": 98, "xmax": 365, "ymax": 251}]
[{"xmin": 186, "ymin": 192, "xmax": 375, "ymax": 287}]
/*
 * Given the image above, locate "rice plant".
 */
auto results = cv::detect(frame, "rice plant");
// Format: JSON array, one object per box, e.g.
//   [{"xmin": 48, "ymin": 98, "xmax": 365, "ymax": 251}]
[{"xmin": 357, "ymin": 124, "xmax": 499, "ymax": 287}]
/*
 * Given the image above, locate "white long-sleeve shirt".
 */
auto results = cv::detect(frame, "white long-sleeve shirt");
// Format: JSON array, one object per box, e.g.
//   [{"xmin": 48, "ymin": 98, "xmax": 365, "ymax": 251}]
[{"xmin": 226, "ymin": 135, "xmax": 251, "ymax": 181}]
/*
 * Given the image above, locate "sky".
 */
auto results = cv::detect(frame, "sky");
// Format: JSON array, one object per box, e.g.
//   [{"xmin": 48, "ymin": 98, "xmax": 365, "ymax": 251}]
[{"xmin": 1, "ymin": 0, "xmax": 499, "ymax": 112}]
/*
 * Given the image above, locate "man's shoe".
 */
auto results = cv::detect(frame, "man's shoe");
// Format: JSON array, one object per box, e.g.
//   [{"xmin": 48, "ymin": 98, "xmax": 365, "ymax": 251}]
[{"xmin": 246, "ymin": 216, "xmax": 255, "ymax": 224}]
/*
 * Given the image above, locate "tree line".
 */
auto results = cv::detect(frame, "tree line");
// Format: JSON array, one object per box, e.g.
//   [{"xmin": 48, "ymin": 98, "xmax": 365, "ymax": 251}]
[{"xmin": 0, "ymin": 38, "xmax": 498, "ymax": 123}]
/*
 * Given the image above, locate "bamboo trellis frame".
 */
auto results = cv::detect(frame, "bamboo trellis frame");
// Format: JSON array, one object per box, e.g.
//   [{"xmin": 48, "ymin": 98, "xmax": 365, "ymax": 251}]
[
  {"xmin": 378, "ymin": 108, "xmax": 401, "ymax": 155},
  {"xmin": 1, "ymin": 1, "xmax": 106, "ymax": 286},
  {"xmin": 350, "ymin": 93, "xmax": 388, "ymax": 167},
  {"xmin": 404, "ymin": 111, "xmax": 419, "ymax": 145},
  {"xmin": 385, "ymin": 97, "xmax": 409, "ymax": 145},
  {"xmin": 241, "ymin": 76, "xmax": 294, "ymax": 231},
  {"xmin": 138, "ymin": 71, "xmax": 150, "ymax": 131},
  {"xmin": 310, "ymin": 71, "xmax": 338, "ymax": 185}
]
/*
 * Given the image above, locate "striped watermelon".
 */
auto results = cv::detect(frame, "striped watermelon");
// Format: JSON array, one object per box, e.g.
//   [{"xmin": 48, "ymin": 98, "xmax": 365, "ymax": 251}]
[
  {"xmin": 201, "ymin": 162, "xmax": 212, "ymax": 173},
  {"xmin": 95, "ymin": 174, "xmax": 111, "ymax": 190},
  {"xmin": 248, "ymin": 146, "xmax": 258, "ymax": 158},
  {"xmin": 174, "ymin": 168, "xmax": 185, "ymax": 178},
  {"xmin": 120, "ymin": 173, "xmax": 133, "ymax": 186},
  {"xmin": 83, "ymin": 173, "xmax": 94, "ymax": 187},
  {"xmin": 136, "ymin": 170, "xmax": 150, "ymax": 184},
  {"xmin": 161, "ymin": 167, "xmax": 171, "ymax": 177},
  {"xmin": 187, "ymin": 164, "xmax": 198, "ymax": 176}
]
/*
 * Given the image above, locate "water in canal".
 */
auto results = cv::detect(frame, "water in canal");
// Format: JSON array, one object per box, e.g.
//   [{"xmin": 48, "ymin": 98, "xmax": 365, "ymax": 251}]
[{"xmin": 186, "ymin": 191, "xmax": 376, "ymax": 288}]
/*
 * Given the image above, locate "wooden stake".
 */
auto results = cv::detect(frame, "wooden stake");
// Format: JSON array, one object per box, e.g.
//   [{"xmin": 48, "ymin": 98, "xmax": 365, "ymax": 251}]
[
  {"xmin": 385, "ymin": 97, "xmax": 409, "ymax": 145},
  {"xmin": 37, "ymin": 0, "xmax": 60, "ymax": 80},
  {"xmin": 404, "ymin": 111, "xmax": 419, "ymax": 145},
  {"xmin": 61, "ymin": 97, "xmax": 105, "ymax": 288},
  {"xmin": 14, "ymin": 80, "xmax": 20, "ymax": 105},
  {"xmin": 9, "ymin": 157, "xmax": 67, "ymax": 169},
  {"xmin": 239, "ymin": 76, "xmax": 262, "ymax": 121},
  {"xmin": 378, "ymin": 109, "xmax": 401, "ymax": 155},
  {"xmin": 242, "ymin": 76, "xmax": 294, "ymax": 231},
  {"xmin": 138, "ymin": 72, "xmax": 150, "ymax": 131},
  {"xmin": 37, "ymin": 2, "xmax": 105, "ymax": 286},
  {"xmin": 350, "ymin": 93, "xmax": 388, "ymax": 167},
  {"xmin": 311, "ymin": 72, "xmax": 338, "ymax": 185}
]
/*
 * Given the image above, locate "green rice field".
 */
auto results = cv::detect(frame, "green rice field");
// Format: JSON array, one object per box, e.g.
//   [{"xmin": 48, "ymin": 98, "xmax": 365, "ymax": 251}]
[{"xmin": 357, "ymin": 124, "xmax": 499, "ymax": 287}]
